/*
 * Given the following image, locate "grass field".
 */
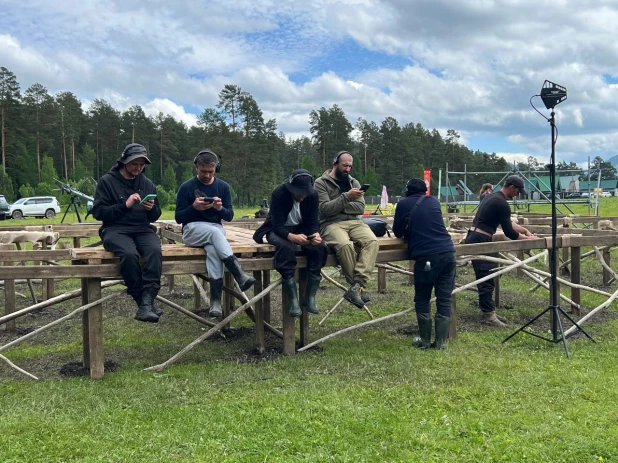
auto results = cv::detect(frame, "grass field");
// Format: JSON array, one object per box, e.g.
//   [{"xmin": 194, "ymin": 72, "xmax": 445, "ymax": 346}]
[{"xmin": 1, "ymin": 203, "xmax": 618, "ymax": 461}]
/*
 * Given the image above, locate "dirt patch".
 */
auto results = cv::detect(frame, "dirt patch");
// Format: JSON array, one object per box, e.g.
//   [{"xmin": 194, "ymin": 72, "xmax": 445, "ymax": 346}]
[{"xmin": 59, "ymin": 360, "xmax": 120, "ymax": 377}]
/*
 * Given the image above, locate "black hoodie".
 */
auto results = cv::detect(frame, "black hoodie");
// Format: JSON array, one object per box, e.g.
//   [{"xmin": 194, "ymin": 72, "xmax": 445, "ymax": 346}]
[{"xmin": 92, "ymin": 165, "xmax": 161, "ymax": 230}]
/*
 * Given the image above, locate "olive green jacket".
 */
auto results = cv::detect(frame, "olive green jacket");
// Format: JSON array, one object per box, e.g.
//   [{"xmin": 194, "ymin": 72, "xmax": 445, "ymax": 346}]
[{"xmin": 314, "ymin": 170, "xmax": 366, "ymax": 226}]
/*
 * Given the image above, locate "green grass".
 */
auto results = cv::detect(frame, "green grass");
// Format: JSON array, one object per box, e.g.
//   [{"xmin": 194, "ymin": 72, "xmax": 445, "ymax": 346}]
[
  {"xmin": 2, "ymin": 260, "xmax": 618, "ymax": 462},
  {"xmin": 2, "ymin": 204, "xmax": 618, "ymax": 461}
]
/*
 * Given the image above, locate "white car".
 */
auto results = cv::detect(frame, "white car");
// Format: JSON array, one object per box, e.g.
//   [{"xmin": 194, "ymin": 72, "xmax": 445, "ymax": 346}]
[
  {"xmin": 8, "ymin": 196, "xmax": 61, "ymax": 219},
  {"xmin": 600, "ymin": 191, "xmax": 612, "ymax": 198}
]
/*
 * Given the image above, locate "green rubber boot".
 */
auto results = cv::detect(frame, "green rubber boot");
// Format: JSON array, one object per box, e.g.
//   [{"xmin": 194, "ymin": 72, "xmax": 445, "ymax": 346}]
[
  {"xmin": 434, "ymin": 314, "xmax": 451, "ymax": 350},
  {"xmin": 302, "ymin": 273, "xmax": 321, "ymax": 315},
  {"xmin": 283, "ymin": 277, "xmax": 302, "ymax": 318},
  {"xmin": 412, "ymin": 312, "xmax": 432, "ymax": 349}
]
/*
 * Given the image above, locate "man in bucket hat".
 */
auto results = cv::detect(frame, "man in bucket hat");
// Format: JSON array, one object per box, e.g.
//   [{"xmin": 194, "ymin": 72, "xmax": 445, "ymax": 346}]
[
  {"xmin": 92, "ymin": 143, "xmax": 163, "ymax": 323},
  {"xmin": 253, "ymin": 169, "xmax": 328, "ymax": 317},
  {"xmin": 464, "ymin": 175, "xmax": 536, "ymax": 327}
]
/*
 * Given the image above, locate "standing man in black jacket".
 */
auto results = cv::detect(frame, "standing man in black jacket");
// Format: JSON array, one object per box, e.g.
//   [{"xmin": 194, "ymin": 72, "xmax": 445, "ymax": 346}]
[
  {"xmin": 253, "ymin": 169, "xmax": 328, "ymax": 317},
  {"xmin": 465, "ymin": 175, "xmax": 536, "ymax": 327},
  {"xmin": 393, "ymin": 178, "xmax": 455, "ymax": 349},
  {"xmin": 92, "ymin": 143, "xmax": 163, "ymax": 323}
]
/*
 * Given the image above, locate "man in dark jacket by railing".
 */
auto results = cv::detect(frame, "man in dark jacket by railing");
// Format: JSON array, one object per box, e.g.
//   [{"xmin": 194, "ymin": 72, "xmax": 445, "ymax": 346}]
[
  {"xmin": 393, "ymin": 178, "xmax": 455, "ymax": 349},
  {"xmin": 92, "ymin": 143, "xmax": 163, "ymax": 324},
  {"xmin": 253, "ymin": 169, "xmax": 328, "ymax": 317}
]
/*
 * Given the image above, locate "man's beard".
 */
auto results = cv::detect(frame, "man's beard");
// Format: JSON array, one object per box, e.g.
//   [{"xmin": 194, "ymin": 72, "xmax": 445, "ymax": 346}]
[{"xmin": 335, "ymin": 169, "xmax": 348, "ymax": 180}]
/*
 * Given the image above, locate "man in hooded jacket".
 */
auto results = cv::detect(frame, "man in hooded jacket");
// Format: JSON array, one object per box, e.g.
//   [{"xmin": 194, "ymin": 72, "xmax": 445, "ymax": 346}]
[
  {"xmin": 92, "ymin": 143, "xmax": 163, "ymax": 323},
  {"xmin": 253, "ymin": 169, "xmax": 328, "ymax": 317}
]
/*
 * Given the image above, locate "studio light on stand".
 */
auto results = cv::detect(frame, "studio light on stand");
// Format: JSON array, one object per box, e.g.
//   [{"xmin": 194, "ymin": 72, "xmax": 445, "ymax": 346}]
[{"xmin": 503, "ymin": 80, "xmax": 594, "ymax": 358}]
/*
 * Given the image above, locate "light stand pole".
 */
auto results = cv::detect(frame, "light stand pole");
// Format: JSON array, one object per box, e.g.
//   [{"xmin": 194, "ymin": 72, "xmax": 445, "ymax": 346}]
[{"xmin": 503, "ymin": 81, "xmax": 594, "ymax": 358}]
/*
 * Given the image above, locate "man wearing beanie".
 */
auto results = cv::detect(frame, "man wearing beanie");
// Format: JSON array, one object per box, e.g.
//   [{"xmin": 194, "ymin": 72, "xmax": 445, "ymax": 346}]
[
  {"xmin": 393, "ymin": 178, "xmax": 455, "ymax": 349},
  {"xmin": 92, "ymin": 143, "xmax": 163, "ymax": 323},
  {"xmin": 253, "ymin": 169, "xmax": 328, "ymax": 317},
  {"xmin": 465, "ymin": 175, "xmax": 536, "ymax": 327},
  {"xmin": 314, "ymin": 151, "xmax": 379, "ymax": 308}
]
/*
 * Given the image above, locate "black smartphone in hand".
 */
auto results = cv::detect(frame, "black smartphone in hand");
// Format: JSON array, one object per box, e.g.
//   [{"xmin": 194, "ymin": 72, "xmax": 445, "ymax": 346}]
[
  {"xmin": 306, "ymin": 233, "xmax": 316, "ymax": 240},
  {"xmin": 195, "ymin": 189, "xmax": 214, "ymax": 203},
  {"xmin": 360, "ymin": 184, "xmax": 370, "ymax": 192}
]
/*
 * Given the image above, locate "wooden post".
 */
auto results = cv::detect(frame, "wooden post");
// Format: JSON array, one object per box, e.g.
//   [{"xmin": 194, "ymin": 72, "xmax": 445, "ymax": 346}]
[
  {"xmin": 449, "ymin": 292, "xmax": 457, "ymax": 339},
  {"xmin": 41, "ymin": 240, "xmax": 54, "ymax": 300},
  {"xmin": 81, "ymin": 278, "xmax": 90, "ymax": 368},
  {"xmin": 408, "ymin": 260, "xmax": 414, "ymax": 284},
  {"xmin": 516, "ymin": 250, "xmax": 525, "ymax": 277},
  {"xmin": 603, "ymin": 248, "xmax": 611, "ymax": 286},
  {"xmin": 299, "ymin": 269, "xmax": 309, "ymax": 347},
  {"xmin": 2, "ymin": 259, "xmax": 16, "ymax": 333},
  {"xmin": 281, "ymin": 277, "xmax": 296, "ymax": 355},
  {"xmin": 570, "ymin": 247, "xmax": 581, "ymax": 316},
  {"xmin": 167, "ymin": 275, "xmax": 175, "ymax": 294},
  {"xmin": 561, "ymin": 247, "xmax": 570, "ymax": 276},
  {"xmin": 377, "ymin": 266, "xmax": 387, "ymax": 294},
  {"xmin": 263, "ymin": 271, "xmax": 271, "ymax": 324},
  {"xmin": 193, "ymin": 279, "xmax": 201, "ymax": 311},
  {"xmin": 223, "ymin": 272, "xmax": 234, "ymax": 331},
  {"xmin": 85, "ymin": 278, "xmax": 104, "ymax": 380},
  {"xmin": 253, "ymin": 270, "xmax": 265, "ymax": 354},
  {"xmin": 73, "ymin": 237, "xmax": 81, "ymax": 248},
  {"xmin": 494, "ymin": 273, "xmax": 501, "ymax": 309},
  {"xmin": 549, "ymin": 248, "xmax": 560, "ymax": 328}
]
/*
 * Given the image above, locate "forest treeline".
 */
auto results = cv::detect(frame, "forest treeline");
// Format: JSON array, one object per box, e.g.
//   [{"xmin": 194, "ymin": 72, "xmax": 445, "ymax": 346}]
[{"xmin": 1, "ymin": 65, "xmax": 537, "ymax": 207}]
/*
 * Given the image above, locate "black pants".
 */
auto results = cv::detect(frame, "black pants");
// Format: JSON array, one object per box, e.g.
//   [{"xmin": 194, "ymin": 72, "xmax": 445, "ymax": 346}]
[
  {"xmin": 267, "ymin": 231, "xmax": 328, "ymax": 280},
  {"xmin": 464, "ymin": 230, "xmax": 496, "ymax": 313},
  {"xmin": 414, "ymin": 252, "xmax": 456, "ymax": 317},
  {"xmin": 101, "ymin": 226, "xmax": 162, "ymax": 298}
]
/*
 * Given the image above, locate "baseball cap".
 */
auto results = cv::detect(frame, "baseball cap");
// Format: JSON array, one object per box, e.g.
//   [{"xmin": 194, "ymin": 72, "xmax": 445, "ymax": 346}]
[{"xmin": 506, "ymin": 175, "xmax": 526, "ymax": 195}]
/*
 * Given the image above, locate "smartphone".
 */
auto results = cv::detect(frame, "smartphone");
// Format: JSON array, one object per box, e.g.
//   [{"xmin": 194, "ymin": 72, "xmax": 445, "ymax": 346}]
[
  {"xmin": 139, "ymin": 194, "xmax": 157, "ymax": 204},
  {"xmin": 360, "ymin": 184, "xmax": 370, "ymax": 192},
  {"xmin": 306, "ymin": 233, "xmax": 316, "ymax": 240},
  {"xmin": 195, "ymin": 189, "xmax": 214, "ymax": 203}
]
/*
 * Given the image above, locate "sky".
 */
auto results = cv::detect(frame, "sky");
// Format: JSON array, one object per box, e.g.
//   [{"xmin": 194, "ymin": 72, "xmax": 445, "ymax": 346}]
[{"xmin": 1, "ymin": 0, "xmax": 618, "ymax": 169}]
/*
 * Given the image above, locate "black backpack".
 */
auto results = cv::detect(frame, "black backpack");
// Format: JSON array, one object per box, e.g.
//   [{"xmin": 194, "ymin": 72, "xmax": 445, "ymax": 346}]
[{"xmin": 362, "ymin": 218, "xmax": 391, "ymax": 237}]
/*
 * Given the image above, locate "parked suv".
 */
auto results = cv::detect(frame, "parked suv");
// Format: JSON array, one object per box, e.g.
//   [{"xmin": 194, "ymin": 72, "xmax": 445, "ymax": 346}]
[
  {"xmin": 0, "ymin": 195, "xmax": 9, "ymax": 220},
  {"xmin": 8, "ymin": 196, "xmax": 61, "ymax": 219}
]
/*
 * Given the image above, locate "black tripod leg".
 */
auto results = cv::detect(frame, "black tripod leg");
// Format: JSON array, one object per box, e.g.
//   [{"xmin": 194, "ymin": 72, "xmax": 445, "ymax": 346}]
[
  {"xmin": 553, "ymin": 307, "xmax": 571, "ymax": 359},
  {"xmin": 73, "ymin": 203, "xmax": 82, "ymax": 223},
  {"xmin": 559, "ymin": 308, "xmax": 596, "ymax": 342},
  {"xmin": 61, "ymin": 204, "xmax": 70, "ymax": 223},
  {"xmin": 502, "ymin": 306, "xmax": 551, "ymax": 343}
]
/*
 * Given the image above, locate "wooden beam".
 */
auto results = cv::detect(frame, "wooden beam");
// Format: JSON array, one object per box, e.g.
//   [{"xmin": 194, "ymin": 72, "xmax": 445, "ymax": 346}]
[{"xmin": 570, "ymin": 247, "xmax": 581, "ymax": 316}]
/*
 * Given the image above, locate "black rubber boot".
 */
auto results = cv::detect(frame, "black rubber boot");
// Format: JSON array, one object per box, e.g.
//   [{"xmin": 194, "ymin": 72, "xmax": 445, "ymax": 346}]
[
  {"xmin": 434, "ymin": 314, "xmax": 450, "ymax": 350},
  {"xmin": 343, "ymin": 280, "xmax": 365, "ymax": 308},
  {"xmin": 135, "ymin": 288, "xmax": 160, "ymax": 323},
  {"xmin": 208, "ymin": 278, "xmax": 224, "ymax": 318},
  {"xmin": 282, "ymin": 277, "xmax": 302, "ymax": 318},
  {"xmin": 360, "ymin": 286, "xmax": 371, "ymax": 304},
  {"xmin": 412, "ymin": 312, "xmax": 432, "ymax": 349},
  {"xmin": 223, "ymin": 255, "xmax": 256, "ymax": 291},
  {"xmin": 302, "ymin": 273, "xmax": 321, "ymax": 315}
]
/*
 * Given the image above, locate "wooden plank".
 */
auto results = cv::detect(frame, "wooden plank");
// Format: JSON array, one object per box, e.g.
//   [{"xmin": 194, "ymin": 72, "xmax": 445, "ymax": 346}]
[
  {"xmin": 0, "ymin": 249, "xmax": 74, "ymax": 262},
  {"xmin": 570, "ymin": 247, "xmax": 581, "ymax": 315},
  {"xmin": 86, "ymin": 278, "xmax": 104, "ymax": 380},
  {"xmin": 263, "ymin": 271, "xmax": 271, "ymax": 323},
  {"xmin": 81, "ymin": 278, "xmax": 90, "ymax": 368}
]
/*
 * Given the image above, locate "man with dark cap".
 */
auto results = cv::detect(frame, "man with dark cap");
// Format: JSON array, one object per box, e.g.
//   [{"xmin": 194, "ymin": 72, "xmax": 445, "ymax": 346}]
[
  {"xmin": 253, "ymin": 169, "xmax": 328, "ymax": 317},
  {"xmin": 92, "ymin": 143, "xmax": 163, "ymax": 323},
  {"xmin": 393, "ymin": 178, "xmax": 455, "ymax": 349},
  {"xmin": 314, "ymin": 151, "xmax": 379, "ymax": 308},
  {"xmin": 465, "ymin": 175, "xmax": 536, "ymax": 327},
  {"xmin": 176, "ymin": 149, "xmax": 255, "ymax": 318}
]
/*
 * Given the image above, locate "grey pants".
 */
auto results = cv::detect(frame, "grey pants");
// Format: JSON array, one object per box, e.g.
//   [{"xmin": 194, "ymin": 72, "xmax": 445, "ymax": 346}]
[{"xmin": 182, "ymin": 222, "xmax": 233, "ymax": 279}]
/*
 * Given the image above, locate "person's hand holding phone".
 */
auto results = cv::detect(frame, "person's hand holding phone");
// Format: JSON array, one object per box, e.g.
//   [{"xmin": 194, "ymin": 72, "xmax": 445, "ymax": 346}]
[
  {"xmin": 193, "ymin": 196, "xmax": 213, "ymax": 211},
  {"xmin": 126, "ymin": 193, "xmax": 141, "ymax": 208},
  {"xmin": 347, "ymin": 188, "xmax": 365, "ymax": 200},
  {"xmin": 306, "ymin": 232, "xmax": 322, "ymax": 245},
  {"xmin": 288, "ymin": 233, "xmax": 308, "ymax": 245},
  {"xmin": 212, "ymin": 196, "xmax": 223, "ymax": 211}
]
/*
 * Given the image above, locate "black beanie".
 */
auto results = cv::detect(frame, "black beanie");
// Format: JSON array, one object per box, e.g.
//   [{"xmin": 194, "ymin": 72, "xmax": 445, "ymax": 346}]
[{"xmin": 405, "ymin": 178, "xmax": 427, "ymax": 196}]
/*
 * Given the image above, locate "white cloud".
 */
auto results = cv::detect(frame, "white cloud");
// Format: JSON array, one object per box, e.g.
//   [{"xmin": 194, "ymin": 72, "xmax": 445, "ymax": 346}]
[{"xmin": 2, "ymin": 0, "xmax": 618, "ymax": 165}]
